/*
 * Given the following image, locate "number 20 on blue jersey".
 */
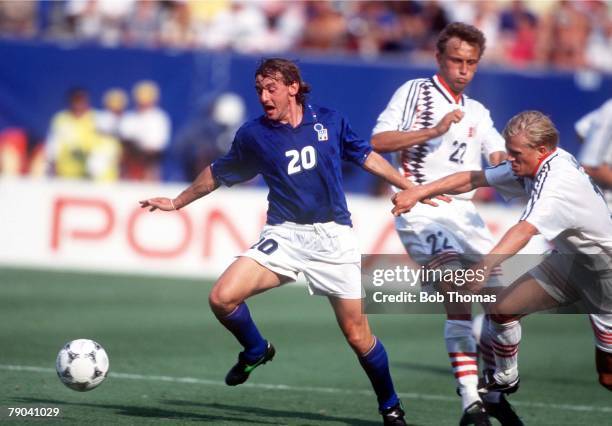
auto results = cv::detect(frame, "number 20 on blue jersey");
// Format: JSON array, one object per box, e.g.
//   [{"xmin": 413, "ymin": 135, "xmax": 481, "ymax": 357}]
[{"xmin": 285, "ymin": 146, "xmax": 317, "ymax": 175}]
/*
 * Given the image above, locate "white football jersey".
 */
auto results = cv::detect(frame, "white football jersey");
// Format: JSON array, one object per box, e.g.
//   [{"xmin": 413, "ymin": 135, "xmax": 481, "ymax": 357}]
[
  {"xmin": 577, "ymin": 99, "xmax": 612, "ymax": 208},
  {"xmin": 372, "ymin": 74, "xmax": 505, "ymax": 200},
  {"xmin": 485, "ymin": 148, "xmax": 612, "ymax": 270}
]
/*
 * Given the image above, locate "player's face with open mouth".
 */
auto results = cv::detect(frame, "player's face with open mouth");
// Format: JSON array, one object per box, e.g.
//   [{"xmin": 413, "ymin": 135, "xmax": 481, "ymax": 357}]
[
  {"xmin": 505, "ymin": 133, "xmax": 547, "ymax": 177},
  {"xmin": 436, "ymin": 37, "xmax": 480, "ymax": 94},
  {"xmin": 255, "ymin": 73, "xmax": 297, "ymax": 123}
]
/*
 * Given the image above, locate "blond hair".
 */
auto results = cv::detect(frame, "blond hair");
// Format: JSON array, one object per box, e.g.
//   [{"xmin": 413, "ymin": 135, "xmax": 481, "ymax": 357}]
[
  {"xmin": 503, "ymin": 111, "xmax": 559, "ymax": 149},
  {"xmin": 133, "ymin": 80, "xmax": 160, "ymax": 105},
  {"xmin": 103, "ymin": 88, "xmax": 127, "ymax": 110}
]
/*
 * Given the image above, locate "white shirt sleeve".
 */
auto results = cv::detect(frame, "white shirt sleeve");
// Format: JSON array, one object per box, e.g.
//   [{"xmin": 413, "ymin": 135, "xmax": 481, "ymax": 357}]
[
  {"xmin": 478, "ymin": 109, "xmax": 506, "ymax": 161},
  {"xmin": 372, "ymin": 80, "xmax": 417, "ymax": 135},
  {"xmin": 575, "ymin": 108, "xmax": 600, "ymax": 139},
  {"xmin": 578, "ymin": 104, "xmax": 612, "ymax": 167},
  {"xmin": 484, "ymin": 161, "xmax": 525, "ymax": 201}
]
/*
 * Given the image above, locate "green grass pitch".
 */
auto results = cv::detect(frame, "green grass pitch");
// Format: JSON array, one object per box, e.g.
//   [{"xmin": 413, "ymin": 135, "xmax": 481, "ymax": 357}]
[{"xmin": 1, "ymin": 267, "xmax": 610, "ymax": 425}]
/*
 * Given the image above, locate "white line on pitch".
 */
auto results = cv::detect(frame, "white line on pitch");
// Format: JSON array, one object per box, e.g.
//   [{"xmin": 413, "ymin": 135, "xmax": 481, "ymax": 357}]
[{"xmin": 1, "ymin": 364, "xmax": 610, "ymax": 414}]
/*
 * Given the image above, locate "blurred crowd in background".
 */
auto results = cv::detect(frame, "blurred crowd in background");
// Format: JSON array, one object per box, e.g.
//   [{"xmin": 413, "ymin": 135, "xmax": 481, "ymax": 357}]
[
  {"xmin": 0, "ymin": 80, "xmax": 174, "ymax": 183},
  {"xmin": 0, "ymin": 0, "xmax": 610, "ymax": 197},
  {"xmin": 0, "ymin": 70, "xmax": 249, "ymax": 187},
  {"xmin": 1, "ymin": 0, "xmax": 611, "ymax": 71}
]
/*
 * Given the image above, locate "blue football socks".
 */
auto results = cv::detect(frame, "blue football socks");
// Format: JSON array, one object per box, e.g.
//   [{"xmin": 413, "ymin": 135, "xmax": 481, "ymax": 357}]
[
  {"xmin": 221, "ymin": 303, "xmax": 267, "ymax": 363},
  {"xmin": 359, "ymin": 337, "xmax": 400, "ymax": 411}
]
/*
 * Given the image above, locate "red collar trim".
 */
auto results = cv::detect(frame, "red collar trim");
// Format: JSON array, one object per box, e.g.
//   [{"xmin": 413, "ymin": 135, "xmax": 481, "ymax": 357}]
[
  {"xmin": 435, "ymin": 74, "xmax": 462, "ymax": 104},
  {"xmin": 531, "ymin": 148, "xmax": 557, "ymax": 177}
]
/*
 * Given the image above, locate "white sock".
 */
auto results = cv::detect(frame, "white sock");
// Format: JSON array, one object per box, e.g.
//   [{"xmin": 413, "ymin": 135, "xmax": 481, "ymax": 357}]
[
  {"xmin": 475, "ymin": 315, "xmax": 496, "ymax": 372},
  {"xmin": 477, "ymin": 315, "xmax": 502, "ymax": 403},
  {"xmin": 446, "ymin": 319, "xmax": 480, "ymax": 410},
  {"xmin": 489, "ymin": 319, "xmax": 521, "ymax": 384}
]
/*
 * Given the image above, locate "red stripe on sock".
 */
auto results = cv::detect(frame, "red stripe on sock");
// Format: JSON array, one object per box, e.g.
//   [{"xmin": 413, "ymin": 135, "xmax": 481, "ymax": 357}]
[
  {"xmin": 451, "ymin": 360, "xmax": 478, "ymax": 367},
  {"xmin": 493, "ymin": 350, "xmax": 518, "ymax": 357},
  {"xmin": 592, "ymin": 330, "xmax": 612, "ymax": 344},
  {"xmin": 493, "ymin": 349, "xmax": 518, "ymax": 358},
  {"xmin": 455, "ymin": 370, "xmax": 479, "ymax": 378},
  {"xmin": 491, "ymin": 340, "xmax": 519, "ymax": 349},
  {"xmin": 448, "ymin": 352, "xmax": 478, "ymax": 357},
  {"xmin": 590, "ymin": 317, "xmax": 612, "ymax": 339}
]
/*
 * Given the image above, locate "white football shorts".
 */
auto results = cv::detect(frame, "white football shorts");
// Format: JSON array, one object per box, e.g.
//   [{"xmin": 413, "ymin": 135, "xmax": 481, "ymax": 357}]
[
  {"xmin": 241, "ymin": 221, "xmax": 362, "ymax": 299},
  {"xmin": 395, "ymin": 199, "xmax": 503, "ymax": 287},
  {"xmin": 529, "ymin": 253, "xmax": 612, "ymax": 316}
]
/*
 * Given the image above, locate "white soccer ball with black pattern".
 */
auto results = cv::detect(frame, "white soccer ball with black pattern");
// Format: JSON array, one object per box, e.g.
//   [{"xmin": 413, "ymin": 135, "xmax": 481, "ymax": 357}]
[{"xmin": 56, "ymin": 339, "xmax": 109, "ymax": 391}]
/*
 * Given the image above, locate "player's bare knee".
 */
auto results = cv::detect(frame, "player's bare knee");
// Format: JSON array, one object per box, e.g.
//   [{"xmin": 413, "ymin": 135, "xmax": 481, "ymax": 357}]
[
  {"xmin": 488, "ymin": 304, "xmax": 520, "ymax": 324},
  {"xmin": 344, "ymin": 328, "xmax": 371, "ymax": 354},
  {"xmin": 208, "ymin": 286, "xmax": 240, "ymax": 316},
  {"xmin": 207, "ymin": 292, "xmax": 227, "ymax": 316}
]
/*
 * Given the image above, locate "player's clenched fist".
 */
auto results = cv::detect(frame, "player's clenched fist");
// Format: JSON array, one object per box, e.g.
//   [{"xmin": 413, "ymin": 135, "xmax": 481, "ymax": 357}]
[
  {"xmin": 139, "ymin": 197, "xmax": 176, "ymax": 212},
  {"xmin": 391, "ymin": 188, "xmax": 451, "ymax": 215},
  {"xmin": 391, "ymin": 190, "xmax": 420, "ymax": 216},
  {"xmin": 434, "ymin": 109, "xmax": 464, "ymax": 136}
]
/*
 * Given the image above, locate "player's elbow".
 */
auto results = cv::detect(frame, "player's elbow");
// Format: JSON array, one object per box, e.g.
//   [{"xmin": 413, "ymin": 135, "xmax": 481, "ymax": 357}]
[
  {"xmin": 370, "ymin": 136, "xmax": 383, "ymax": 152},
  {"xmin": 370, "ymin": 134, "xmax": 391, "ymax": 153},
  {"xmin": 469, "ymin": 171, "xmax": 488, "ymax": 189}
]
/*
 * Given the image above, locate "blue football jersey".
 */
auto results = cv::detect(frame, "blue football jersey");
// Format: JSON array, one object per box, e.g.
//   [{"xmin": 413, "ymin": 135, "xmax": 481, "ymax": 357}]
[{"xmin": 211, "ymin": 104, "xmax": 372, "ymax": 226}]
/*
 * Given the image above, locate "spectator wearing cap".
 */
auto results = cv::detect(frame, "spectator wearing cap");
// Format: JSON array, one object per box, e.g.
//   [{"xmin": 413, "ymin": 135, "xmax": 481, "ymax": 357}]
[
  {"xmin": 96, "ymin": 88, "xmax": 128, "ymax": 138},
  {"xmin": 120, "ymin": 80, "xmax": 171, "ymax": 181}
]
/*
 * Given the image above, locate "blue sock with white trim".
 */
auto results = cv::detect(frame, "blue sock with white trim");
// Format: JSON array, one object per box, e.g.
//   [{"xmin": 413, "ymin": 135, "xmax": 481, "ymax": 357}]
[
  {"xmin": 220, "ymin": 303, "xmax": 267, "ymax": 363},
  {"xmin": 358, "ymin": 337, "xmax": 400, "ymax": 411}
]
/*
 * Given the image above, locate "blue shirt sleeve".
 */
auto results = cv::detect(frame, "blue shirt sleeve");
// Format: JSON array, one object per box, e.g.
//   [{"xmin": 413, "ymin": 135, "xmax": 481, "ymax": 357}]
[
  {"xmin": 211, "ymin": 130, "xmax": 259, "ymax": 187},
  {"xmin": 339, "ymin": 113, "xmax": 372, "ymax": 166}
]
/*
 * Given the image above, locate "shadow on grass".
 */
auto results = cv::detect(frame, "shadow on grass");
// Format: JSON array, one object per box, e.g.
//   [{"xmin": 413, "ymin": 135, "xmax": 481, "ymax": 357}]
[
  {"xmin": 12, "ymin": 397, "xmax": 275, "ymax": 424},
  {"xmin": 163, "ymin": 400, "xmax": 421, "ymax": 426}
]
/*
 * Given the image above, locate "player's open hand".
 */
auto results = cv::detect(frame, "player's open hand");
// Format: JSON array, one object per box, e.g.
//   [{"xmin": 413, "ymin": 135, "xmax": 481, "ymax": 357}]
[
  {"xmin": 434, "ymin": 109, "xmax": 464, "ymax": 136},
  {"xmin": 139, "ymin": 197, "xmax": 176, "ymax": 212},
  {"xmin": 427, "ymin": 194, "xmax": 452, "ymax": 205}
]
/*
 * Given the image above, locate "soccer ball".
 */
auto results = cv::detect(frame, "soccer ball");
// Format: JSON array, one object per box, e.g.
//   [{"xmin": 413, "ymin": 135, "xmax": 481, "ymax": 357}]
[{"xmin": 56, "ymin": 339, "xmax": 109, "ymax": 391}]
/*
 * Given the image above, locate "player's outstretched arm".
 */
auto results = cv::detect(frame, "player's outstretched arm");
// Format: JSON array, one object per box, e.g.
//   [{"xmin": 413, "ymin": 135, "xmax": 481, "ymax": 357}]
[
  {"xmin": 139, "ymin": 165, "xmax": 220, "ymax": 212},
  {"xmin": 488, "ymin": 220, "xmax": 538, "ymax": 258},
  {"xmin": 465, "ymin": 220, "xmax": 538, "ymax": 294},
  {"xmin": 362, "ymin": 151, "xmax": 413, "ymax": 190},
  {"xmin": 391, "ymin": 170, "xmax": 487, "ymax": 216},
  {"xmin": 362, "ymin": 151, "xmax": 450, "ymax": 208},
  {"xmin": 371, "ymin": 110, "xmax": 464, "ymax": 153}
]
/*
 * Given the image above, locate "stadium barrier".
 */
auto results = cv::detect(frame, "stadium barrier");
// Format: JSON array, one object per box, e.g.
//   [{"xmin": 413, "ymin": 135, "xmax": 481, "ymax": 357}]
[
  {"xmin": 1, "ymin": 40, "xmax": 610, "ymax": 187},
  {"xmin": 1, "ymin": 177, "xmax": 547, "ymax": 279}
]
